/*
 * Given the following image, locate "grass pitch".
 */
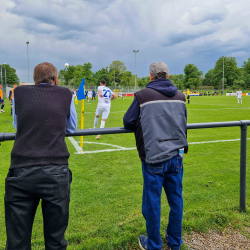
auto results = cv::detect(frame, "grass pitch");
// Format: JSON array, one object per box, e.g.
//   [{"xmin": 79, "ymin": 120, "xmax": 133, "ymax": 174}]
[{"xmin": 0, "ymin": 95, "xmax": 250, "ymax": 249}]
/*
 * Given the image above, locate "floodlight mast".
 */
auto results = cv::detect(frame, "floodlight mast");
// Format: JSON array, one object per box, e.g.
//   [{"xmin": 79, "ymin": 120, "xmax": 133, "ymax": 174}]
[
  {"xmin": 222, "ymin": 56, "xmax": 224, "ymax": 96},
  {"xmin": 26, "ymin": 42, "xmax": 30, "ymax": 83},
  {"xmin": 133, "ymin": 50, "xmax": 139, "ymax": 92}
]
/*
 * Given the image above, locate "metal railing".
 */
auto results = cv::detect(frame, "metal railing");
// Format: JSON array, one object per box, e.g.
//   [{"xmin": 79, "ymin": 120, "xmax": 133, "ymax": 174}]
[{"xmin": 0, "ymin": 120, "xmax": 249, "ymax": 211}]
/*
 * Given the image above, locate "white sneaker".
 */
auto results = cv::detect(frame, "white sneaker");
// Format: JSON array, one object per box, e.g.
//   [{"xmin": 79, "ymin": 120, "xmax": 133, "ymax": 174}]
[
  {"xmin": 0, "ymin": 110, "xmax": 3, "ymax": 113},
  {"xmin": 95, "ymin": 135, "xmax": 101, "ymax": 140},
  {"xmin": 1, "ymin": 110, "xmax": 5, "ymax": 113}
]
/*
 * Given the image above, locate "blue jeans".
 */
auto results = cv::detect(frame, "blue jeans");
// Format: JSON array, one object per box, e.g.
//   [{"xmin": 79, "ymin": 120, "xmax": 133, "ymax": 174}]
[{"xmin": 142, "ymin": 155, "xmax": 183, "ymax": 250}]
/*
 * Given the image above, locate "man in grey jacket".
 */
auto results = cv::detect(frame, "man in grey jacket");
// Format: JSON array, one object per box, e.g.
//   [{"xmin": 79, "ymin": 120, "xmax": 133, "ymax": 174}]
[{"xmin": 123, "ymin": 62, "xmax": 188, "ymax": 250}]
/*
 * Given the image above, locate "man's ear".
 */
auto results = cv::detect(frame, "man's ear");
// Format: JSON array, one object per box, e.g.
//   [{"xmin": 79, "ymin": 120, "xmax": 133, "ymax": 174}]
[
  {"xmin": 167, "ymin": 74, "xmax": 170, "ymax": 79},
  {"xmin": 54, "ymin": 75, "xmax": 58, "ymax": 85},
  {"xmin": 149, "ymin": 73, "xmax": 154, "ymax": 81}
]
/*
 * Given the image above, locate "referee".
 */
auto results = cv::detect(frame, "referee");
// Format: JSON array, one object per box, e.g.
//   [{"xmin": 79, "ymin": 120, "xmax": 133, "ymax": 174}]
[{"xmin": 187, "ymin": 88, "xmax": 190, "ymax": 104}]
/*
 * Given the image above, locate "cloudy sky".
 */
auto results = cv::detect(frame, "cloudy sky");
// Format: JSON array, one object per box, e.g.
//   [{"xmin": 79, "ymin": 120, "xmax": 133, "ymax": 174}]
[{"xmin": 1, "ymin": 0, "xmax": 250, "ymax": 83}]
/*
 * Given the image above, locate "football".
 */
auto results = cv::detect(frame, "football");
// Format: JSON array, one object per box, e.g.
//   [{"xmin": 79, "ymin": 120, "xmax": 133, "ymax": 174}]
[{"xmin": 64, "ymin": 63, "xmax": 69, "ymax": 67}]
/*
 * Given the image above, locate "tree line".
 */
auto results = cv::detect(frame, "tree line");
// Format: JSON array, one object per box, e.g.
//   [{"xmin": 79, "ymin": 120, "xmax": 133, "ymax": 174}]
[
  {"xmin": 58, "ymin": 57, "xmax": 250, "ymax": 90},
  {"xmin": 0, "ymin": 64, "xmax": 19, "ymax": 86},
  {"xmin": 2, "ymin": 56, "xmax": 250, "ymax": 90}
]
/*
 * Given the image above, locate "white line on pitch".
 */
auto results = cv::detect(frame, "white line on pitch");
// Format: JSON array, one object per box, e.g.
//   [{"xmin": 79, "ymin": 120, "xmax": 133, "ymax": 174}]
[
  {"xmin": 77, "ymin": 111, "xmax": 126, "ymax": 114},
  {"xmin": 68, "ymin": 138, "xmax": 250, "ymax": 154},
  {"xmin": 188, "ymin": 108, "xmax": 250, "ymax": 111},
  {"xmin": 75, "ymin": 141, "xmax": 126, "ymax": 149},
  {"xmin": 75, "ymin": 147, "xmax": 137, "ymax": 154},
  {"xmin": 189, "ymin": 138, "xmax": 250, "ymax": 144},
  {"xmin": 68, "ymin": 137, "xmax": 83, "ymax": 152}
]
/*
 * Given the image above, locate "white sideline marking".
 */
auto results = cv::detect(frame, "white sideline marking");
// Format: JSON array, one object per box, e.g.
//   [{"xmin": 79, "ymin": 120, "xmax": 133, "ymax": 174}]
[
  {"xmin": 68, "ymin": 137, "xmax": 83, "ymax": 152},
  {"xmin": 189, "ymin": 108, "xmax": 250, "ymax": 111},
  {"xmin": 77, "ymin": 111, "xmax": 126, "ymax": 114},
  {"xmin": 75, "ymin": 141, "xmax": 126, "ymax": 149},
  {"xmin": 68, "ymin": 138, "xmax": 250, "ymax": 154},
  {"xmin": 189, "ymin": 138, "xmax": 250, "ymax": 145},
  {"xmin": 75, "ymin": 147, "xmax": 137, "ymax": 154}
]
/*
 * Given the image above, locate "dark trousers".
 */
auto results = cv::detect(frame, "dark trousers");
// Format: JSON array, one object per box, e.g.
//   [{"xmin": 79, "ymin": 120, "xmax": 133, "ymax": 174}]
[{"xmin": 5, "ymin": 165, "xmax": 72, "ymax": 250}]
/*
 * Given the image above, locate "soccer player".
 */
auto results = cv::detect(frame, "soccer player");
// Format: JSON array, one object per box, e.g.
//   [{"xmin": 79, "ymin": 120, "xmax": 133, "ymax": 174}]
[
  {"xmin": 92, "ymin": 89, "xmax": 96, "ymax": 101},
  {"xmin": 186, "ymin": 88, "xmax": 190, "ymax": 104},
  {"xmin": 118, "ymin": 91, "xmax": 124, "ymax": 100},
  {"xmin": 93, "ymin": 79, "xmax": 117, "ymax": 140},
  {"xmin": 236, "ymin": 89, "xmax": 242, "ymax": 104},
  {"xmin": 9, "ymin": 83, "xmax": 17, "ymax": 115},
  {"xmin": 0, "ymin": 84, "xmax": 5, "ymax": 113},
  {"xmin": 87, "ymin": 89, "xmax": 92, "ymax": 103}
]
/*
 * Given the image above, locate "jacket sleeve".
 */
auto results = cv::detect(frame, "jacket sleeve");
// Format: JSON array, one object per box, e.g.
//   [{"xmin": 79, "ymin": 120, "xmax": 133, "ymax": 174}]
[{"xmin": 123, "ymin": 96, "xmax": 140, "ymax": 129}]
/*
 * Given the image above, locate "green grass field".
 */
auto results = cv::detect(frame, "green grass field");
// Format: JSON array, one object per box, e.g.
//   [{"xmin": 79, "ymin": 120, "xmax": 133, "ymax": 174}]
[{"xmin": 0, "ymin": 95, "xmax": 250, "ymax": 249}]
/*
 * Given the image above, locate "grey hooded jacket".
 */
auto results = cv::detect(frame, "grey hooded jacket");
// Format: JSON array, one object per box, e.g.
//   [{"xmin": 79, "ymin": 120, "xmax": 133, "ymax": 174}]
[{"xmin": 124, "ymin": 78, "xmax": 188, "ymax": 164}]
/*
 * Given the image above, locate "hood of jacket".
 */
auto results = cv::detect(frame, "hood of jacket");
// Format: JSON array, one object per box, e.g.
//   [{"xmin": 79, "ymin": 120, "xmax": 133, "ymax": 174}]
[{"xmin": 146, "ymin": 78, "xmax": 177, "ymax": 97}]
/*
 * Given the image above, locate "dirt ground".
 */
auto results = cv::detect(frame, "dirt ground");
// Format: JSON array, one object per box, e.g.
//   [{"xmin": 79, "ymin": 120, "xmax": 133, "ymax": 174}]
[{"xmin": 181, "ymin": 228, "xmax": 250, "ymax": 250}]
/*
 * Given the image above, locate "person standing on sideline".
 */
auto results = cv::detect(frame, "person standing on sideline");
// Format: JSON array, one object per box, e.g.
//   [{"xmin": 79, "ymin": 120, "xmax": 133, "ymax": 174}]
[
  {"xmin": 123, "ymin": 62, "xmax": 188, "ymax": 250},
  {"xmin": 0, "ymin": 84, "xmax": 5, "ymax": 113},
  {"xmin": 236, "ymin": 88, "xmax": 242, "ymax": 104},
  {"xmin": 9, "ymin": 83, "xmax": 17, "ymax": 115},
  {"xmin": 186, "ymin": 88, "xmax": 190, "ymax": 104},
  {"xmin": 93, "ymin": 79, "xmax": 116, "ymax": 140},
  {"xmin": 4, "ymin": 62, "xmax": 77, "ymax": 250}
]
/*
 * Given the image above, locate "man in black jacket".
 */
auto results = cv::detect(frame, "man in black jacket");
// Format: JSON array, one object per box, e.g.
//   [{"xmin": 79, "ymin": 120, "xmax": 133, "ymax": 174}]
[
  {"xmin": 5, "ymin": 62, "xmax": 77, "ymax": 250},
  {"xmin": 123, "ymin": 62, "xmax": 188, "ymax": 250}
]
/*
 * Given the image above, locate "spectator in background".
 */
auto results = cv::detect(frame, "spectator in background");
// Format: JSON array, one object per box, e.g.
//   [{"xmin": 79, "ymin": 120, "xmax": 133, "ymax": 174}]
[
  {"xmin": 186, "ymin": 88, "xmax": 190, "ymax": 104},
  {"xmin": 4, "ymin": 62, "xmax": 77, "ymax": 250},
  {"xmin": 9, "ymin": 83, "xmax": 17, "ymax": 115},
  {"xmin": 92, "ymin": 89, "xmax": 96, "ymax": 101},
  {"xmin": 0, "ymin": 84, "xmax": 5, "ymax": 113}
]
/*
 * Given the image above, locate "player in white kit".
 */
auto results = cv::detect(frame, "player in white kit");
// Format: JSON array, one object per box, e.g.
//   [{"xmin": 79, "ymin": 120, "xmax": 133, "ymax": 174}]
[
  {"xmin": 94, "ymin": 79, "xmax": 117, "ymax": 139},
  {"xmin": 236, "ymin": 89, "xmax": 242, "ymax": 104},
  {"xmin": 87, "ymin": 89, "xmax": 92, "ymax": 103},
  {"xmin": 118, "ymin": 91, "xmax": 124, "ymax": 100}
]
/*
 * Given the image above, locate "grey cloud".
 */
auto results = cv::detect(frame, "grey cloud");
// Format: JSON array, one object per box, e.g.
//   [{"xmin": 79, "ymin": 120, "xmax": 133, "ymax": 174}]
[
  {"xmin": 161, "ymin": 29, "xmax": 216, "ymax": 47},
  {"xmin": 191, "ymin": 12, "xmax": 226, "ymax": 25}
]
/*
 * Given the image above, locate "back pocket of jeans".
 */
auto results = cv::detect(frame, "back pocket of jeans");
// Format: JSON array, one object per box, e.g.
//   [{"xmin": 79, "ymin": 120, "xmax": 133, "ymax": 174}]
[
  {"xmin": 147, "ymin": 163, "xmax": 164, "ymax": 175},
  {"xmin": 176, "ymin": 156, "xmax": 183, "ymax": 172}
]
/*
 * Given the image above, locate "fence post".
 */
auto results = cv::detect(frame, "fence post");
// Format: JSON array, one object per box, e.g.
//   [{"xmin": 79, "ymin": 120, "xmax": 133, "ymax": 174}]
[{"xmin": 240, "ymin": 122, "xmax": 247, "ymax": 212}]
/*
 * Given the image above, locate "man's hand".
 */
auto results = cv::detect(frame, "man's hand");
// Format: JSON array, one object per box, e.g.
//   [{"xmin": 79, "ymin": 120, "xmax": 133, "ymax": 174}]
[{"xmin": 111, "ymin": 94, "xmax": 117, "ymax": 100}]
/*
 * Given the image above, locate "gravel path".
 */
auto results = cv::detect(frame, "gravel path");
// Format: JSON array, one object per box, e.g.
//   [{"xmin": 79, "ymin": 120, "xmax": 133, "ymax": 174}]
[{"xmin": 182, "ymin": 228, "xmax": 250, "ymax": 250}]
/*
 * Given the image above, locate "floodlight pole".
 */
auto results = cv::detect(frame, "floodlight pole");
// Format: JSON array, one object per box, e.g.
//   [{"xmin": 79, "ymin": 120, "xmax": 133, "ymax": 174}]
[
  {"xmin": 114, "ymin": 61, "xmax": 116, "ymax": 85},
  {"xmin": 222, "ymin": 56, "xmax": 224, "ymax": 95},
  {"xmin": 26, "ymin": 42, "xmax": 30, "ymax": 83},
  {"xmin": 133, "ymin": 50, "xmax": 139, "ymax": 92}
]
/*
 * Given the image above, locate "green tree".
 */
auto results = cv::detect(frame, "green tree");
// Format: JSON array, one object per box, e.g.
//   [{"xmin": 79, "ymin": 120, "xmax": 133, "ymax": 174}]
[
  {"xmin": 184, "ymin": 64, "xmax": 202, "ymax": 88},
  {"xmin": 211, "ymin": 57, "xmax": 241, "ymax": 89},
  {"xmin": 203, "ymin": 69, "xmax": 214, "ymax": 86},
  {"xmin": 109, "ymin": 60, "xmax": 127, "ymax": 85},
  {"xmin": 64, "ymin": 65, "xmax": 75, "ymax": 85},
  {"xmin": 137, "ymin": 76, "xmax": 150, "ymax": 87},
  {"xmin": 0, "ymin": 64, "xmax": 19, "ymax": 85},
  {"xmin": 82, "ymin": 62, "xmax": 93, "ymax": 84},
  {"xmin": 93, "ymin": 67, "xmax": 111, "ymax": 85},
  {"xmin": 242, "ymin": 58, "xmax": 250, "ymax": 89},
  {"xmin": 120, "ymin": 71, "xmax": 133, "ymax": 86}
]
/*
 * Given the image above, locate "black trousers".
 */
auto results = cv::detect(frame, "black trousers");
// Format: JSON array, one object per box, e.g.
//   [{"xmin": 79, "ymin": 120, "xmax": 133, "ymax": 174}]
[{"xmin": 5, "ymin": 165, "xmax": 72, "ymax": 250}]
